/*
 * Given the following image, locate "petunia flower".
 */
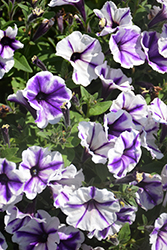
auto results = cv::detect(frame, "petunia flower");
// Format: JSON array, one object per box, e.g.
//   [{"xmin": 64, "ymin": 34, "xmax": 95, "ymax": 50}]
[
  {"xmin": 150, "ymin": 213, "xmax": 167, "ymax": 250},
  {"xmin": 88, "ymin": 203, "xmax": 137, "ymax": 240},
  {"xmin": 95, "ymin": 61, "xmax": 133, "ymax": 100},
  {"xmin": 60, "ymin": 186, "xmax": 120, "ymax": 232},
  {"xmin": 57, "ymin": 224, "xmax": 85, "ymax": 250},
  {"xmin": 0, "ymin": 232, "xmax": 8, "ymax": 250},
  {"xmin": 141, "ymin": 31, "xmax": 167, "ymax": 73},
  {"xmin": 49, "ymin": 164, "xmax": 84, "ymax": 208},
  {"xmin": 109, "ymin": 26, "xmax": 145, "ymax": 69},
  {"xmin": 132, "ymin": 173, "xmax": 163, "ymax": 210},
  {"xmin": 78, "ymin": 121, "xmax": 114, "ymax": 164},
  {"xmin": 158, "ymin": 23, "xmax": 167, "ymax": 58},
  {"xmin": 0, "ymin": 158, "xmax": 25, "ymax": 209},
  {"xmin": 19, "ymin": 146, "xmax": 64, "ymax": 200},
  {"xmin": 93, "ymin": 1, "xmax": 133, "ymax": 36},
  {"xmin": 107, "ymin": 130, "xmax": 142, "ymax": 179},
  {"xmin": 104, "ymin": 109, "xmax": 134, "ymax": 142},
  {"xmin": 48, "ymin": 0, "xmax": 86, "ymax": 22},
  {"xmin": 0, "ymin": 56, "xmax": 14, "ymax": 79},
  {"xmin": 56, "ymin": 31, "xmax": 104, "ymax": 87},
  {"xmin": 110, "ymin": 91, "xmax": 149, "ymax": 131},
  {"xmin": 0, "ymin": 24, "xmax": 24, "ymax": 59},
  {"xmin": 23, "ymin": 71, "xmax": 72, "ymax": 128},
  {"xmin": 81, "ymin": 244, "xmax": 105, "ymax": 250},
  {"xmin": 12, "ymin": 210, "xmax": 60, "ymax": 250}
]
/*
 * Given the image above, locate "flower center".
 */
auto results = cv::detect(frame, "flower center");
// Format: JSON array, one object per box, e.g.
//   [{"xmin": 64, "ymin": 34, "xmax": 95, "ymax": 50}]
[
  {"xmin": 112, "ymin": 21, "xmax": 119, "ymax": 29},
  {"xmin": 0, "ymin": 173, "xmax": 9, "ymax": 185},
  {"xmin": 30, "ymin": 166, "xmax": 39, "ymax": 177},
  {"xmin": 1, "ymin": 36, "xmax": 12, "ymax": 46},
  {"xmin": 36, "ymin": 91, "xmax": 47, "ymax": 102},
  {"xmin": 39, "ymin": 232, "xmax": 48, "ymax": 243},
  {"xmin": 70, "ymin": 52, "xmax": 81, "ymax": 62}
]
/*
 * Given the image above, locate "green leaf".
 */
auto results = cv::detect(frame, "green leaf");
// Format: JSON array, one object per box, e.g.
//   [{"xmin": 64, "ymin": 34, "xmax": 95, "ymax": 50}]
[
  {"xmin": 80, "ymin": 86, "xmax": 91, "ymax": 102},
  {"xmin": 118, "ymin": 222, "xmax": 131, "ymax": 244},
  {"xmin": 14, "ymin": 52, "xmax": 33, "ymax": 73},
  {"xmin": 0, "ymin": 148, "xmax": 21, "ymax": 163},
  {"xmin": 88, "ymin": 101, "xmax": 112, "ymax": 116}
]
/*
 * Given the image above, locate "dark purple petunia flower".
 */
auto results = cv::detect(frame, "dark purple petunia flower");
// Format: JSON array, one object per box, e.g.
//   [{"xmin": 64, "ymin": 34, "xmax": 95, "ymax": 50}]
[
  {"xmin": 0, "ymin": 24, "xmax": 24, "ymax": 59},
  {"xmin": 12, "ymin": 210, "xmax": 60, "ymax": 250},
  {"xmin": 141, "ymin": 31, "xmax": 167, "ymax": 73},
  {"xmin": 0, "ymin": 158, "xmax": 25, "ymax": 209},
  {"xmin": 23, "ymin": 71, "xmax": 72, "ymax": 128}
]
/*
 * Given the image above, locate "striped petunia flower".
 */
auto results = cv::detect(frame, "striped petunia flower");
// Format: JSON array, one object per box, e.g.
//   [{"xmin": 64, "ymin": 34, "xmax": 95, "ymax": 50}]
[
  {"xmin": 0, "ymin": 56, "xmax": 14, "ymax": 79},
  {"xmin": 0, "ymin": 24, "xmax": 24, "ymax": 59},
  {"xmin": 150, "ymin": 213, "xmax": 167, "ymax": 250},
  {"xmin": 109, "ymin": 26, "xmax": 145, "ymax": 69},
  {"xmin": 0, "ymin": 158, "xmax": 25, "ymax": 209},
  {"xmin": 12, "ymin": 210, "xmax": 60, "ymax": 250},
  {"xmin": 56, "ymin": 31, "xmax": 104, "ymax": 87},
  {"xmin": 23, "ymin": 71, "xmax": 72, "ymax": 128},
  {"xmin": 0, "ymin": 232, "xmax": 8, "ymax": 250},
  {"xmin": 93, "ymin": 1, "xmax": 133, "ymax": 36},
  {"xmin": 19, "ymin": 146, "xmax": 64, "ymax": 200},
  {"xmin": 60, "ymin": 186, "xmax": 120, "ymax": 232}
]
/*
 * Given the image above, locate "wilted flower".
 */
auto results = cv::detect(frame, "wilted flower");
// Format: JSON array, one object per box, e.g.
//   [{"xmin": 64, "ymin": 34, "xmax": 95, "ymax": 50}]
[
  {"xmin": 132, "ymin": 173, "xmax": 163, "ymax": 210},
  {"xmin": 1, "ymin": 124, "xmax": 10, "ymax": 147},
  {"xmin": 60, "ymin": 186, "xmax": 120, "ymax": 232},
  {"xmin": 0, "ymin": 56, "xmax": 14, "ymax": 79},
  {"xmin": 12, "ymin": 210, "xmax": 60, "ymax": 250},
  {"xmin": 32, "ymin": 18, "xmax": 55, "ymax": 41},
  {"xmin": 150, "ymin": 213, "xmax": 167, "ymax": 250},
  {"xmin": 27, "ymin": 7, "xmax": 44, "ymax": 23},
  {"xmin": 0, "ymin": 24, "xmax": 24, "ymax": 59},
  {"xmin": 93, "ymin": 1, "xmax": 132, "ymax": 36},
  {"xmin": 109, "ymin": 26, "xmax": 145, "ymax": 68},
  {"xmin": 148, "ymin": 4, "xmax": 167, "ymax": 28},
  {"xmin": 31, "ymin": 55, "xmax": 47, "ymax": 71},
  {"xmin": 19, "ymin": 146, "xmax": 64, "ymax": 200},
  {"xmin": 56, "ymin": 31, "xmax": 104, "ymax": 86},
  {"xmin": 23, "ymin": 71, "xmax": 72, "ymax": 128}
]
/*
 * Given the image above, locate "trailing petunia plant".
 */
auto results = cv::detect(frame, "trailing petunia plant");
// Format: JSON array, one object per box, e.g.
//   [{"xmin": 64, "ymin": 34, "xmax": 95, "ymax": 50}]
[{"xmin": 1, "ymin": 0, "xmax": 167, "ymax": 249}]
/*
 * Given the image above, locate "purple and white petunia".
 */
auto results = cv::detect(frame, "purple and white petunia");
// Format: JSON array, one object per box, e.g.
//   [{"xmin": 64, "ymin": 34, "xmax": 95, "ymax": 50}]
[
  {"xmin": 95, "ymin": 61, "xmax": 133, "ymax": 99},
  {"xmin": 57, "ymin": 224, "xmax": 85, "ymax": 250},
  {"xmin": 104, "ymin": 109, "xmax": 134, "ymax": 142},
  {"xmin": 148, "ymin": 3, "xmax": 167, "ymax": 28},
  {"xmin": 109, "ymin": 26, "xmax": 145, "ymax": 68},
  {"xmin": 12, "ymin": 210, "xmax": 60, "ymax": 250},
  {"xmin": 60, "ymin": 186, "xmax": 120, "ymax": 232},
  {"xmin": 158, "ymin": 23, "xmax": 167, "ymax": 57},
  {"xmin": 4, "ymin": 205, "xmax": 45, "ymax": 234},
  {"xmin": 0, "ymin": 56, "xmax": 14, "ymax": 79},
  {"xmin": 141, "ymin": 31, "xmax": 167, "ymax": 73},
  {"xmin": 161, "ymin": 164, "xmax": 167, "ymax": 206},
  {"xmin": 107, "ymin": 130, "xmax": 142, "ymax": 179},
  {"xmin": 0, "ymin": 232, "xmax": 8, "ymax": 250},
  {"xmin": 23, "ymin": 71, "xmax": 72, "ymax": 128},
  {"xmin": 48, "ymin": 164, "xmax": 84, "ymax": 208},
  {"xmin": 150, "ymin": 213, "xmax": 167, "ymax": 250},
  {"xmin": 0, "ymin": 158, "xmax": 25, "ymax": 209},
  {"xmin": 56, "ymin": 31, "xmax": 104, "ymax": 86},
  {"xmin": 88, "ymin": 203, "xmax": 137, "ymax": 240},
  {"xmin": 110, "ymin": 91, "xmax": 149, "ymax": 131},
  {"xmin": 140, "ymin": 113, "xmax": 163, "ymax": 159},
  {"xmin": 148, "ymin": 97, "xmax": 167, "ymax": 125},
  {"xmin": 19, "ymin": 146, "xmax": 64, "ymax": 200},
  {"xmin": 81, "ymin": 244, "xmax": 105, "ymax": 250},
  {"xmin": 93, "ymin": 1, "xmax": 132, "ymax": 36},
  {"xmin": 78, "ymin": 121, "xmax": 114, "ymax": 164},
  {"xmin": 0, "ymin": 24, "xmax": 24, "ymax": 59},
  {"xmin": 48, "ymin": 0, "xmax": 86, "ymax": 22},
  {"xmin": 132, "ymin": 173, "xmax": 163, "ymax": 210}
]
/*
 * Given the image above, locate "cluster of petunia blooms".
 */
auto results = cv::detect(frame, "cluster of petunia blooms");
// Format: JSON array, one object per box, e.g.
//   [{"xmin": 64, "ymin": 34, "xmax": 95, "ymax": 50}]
[{"xmin": 1, "ymin": 0, "xmax": 167, "ymax": 249}]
